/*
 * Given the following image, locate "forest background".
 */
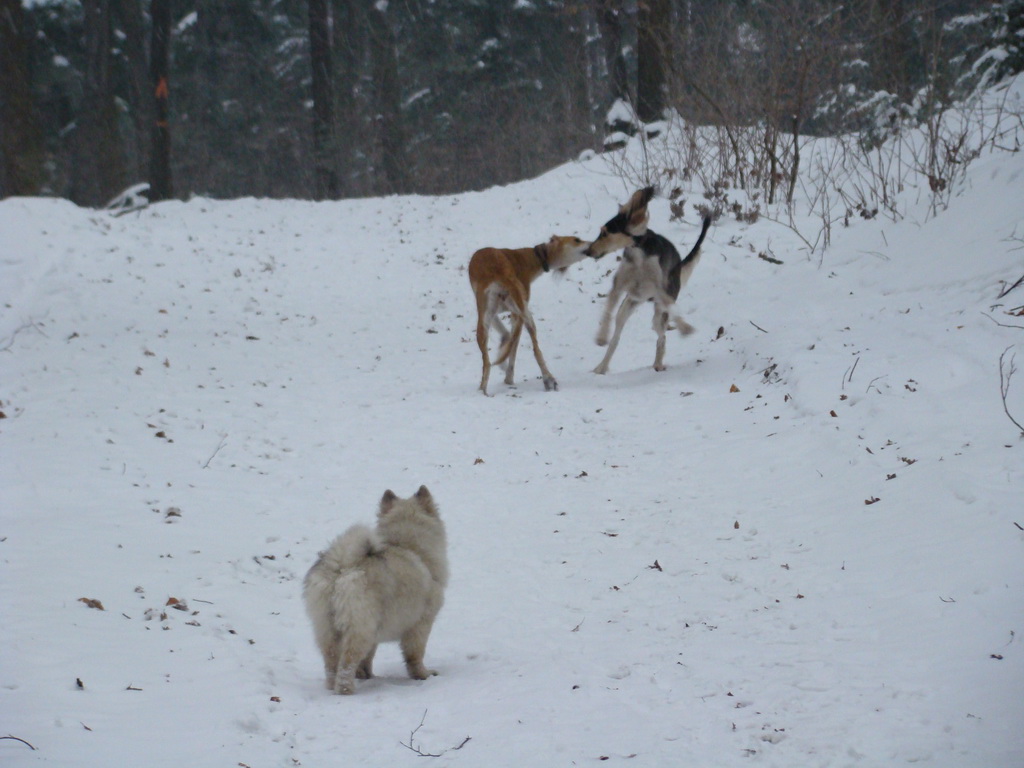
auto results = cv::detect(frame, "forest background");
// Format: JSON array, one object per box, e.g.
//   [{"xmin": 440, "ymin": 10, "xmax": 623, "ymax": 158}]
[{"xmin": 2, "ymin": 0, "xmax": 1023, "ymax": 207}]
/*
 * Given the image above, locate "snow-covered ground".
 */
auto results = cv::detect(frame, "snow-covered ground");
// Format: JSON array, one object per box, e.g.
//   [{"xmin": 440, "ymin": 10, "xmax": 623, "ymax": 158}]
[{"xmin": 2, "ymin": 94, "xmax": 1023, "ymax": 767}]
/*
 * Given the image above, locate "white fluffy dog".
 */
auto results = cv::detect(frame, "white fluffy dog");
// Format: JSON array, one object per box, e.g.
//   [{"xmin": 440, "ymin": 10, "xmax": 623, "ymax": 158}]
[{"xmin": 303, "ymin": 486, "xmax": 448, "ymax": 695}]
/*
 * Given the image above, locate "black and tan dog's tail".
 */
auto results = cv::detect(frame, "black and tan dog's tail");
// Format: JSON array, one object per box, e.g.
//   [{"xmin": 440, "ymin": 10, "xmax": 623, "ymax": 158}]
[
  {"xmin": 667, "ymin": 215, "xmax": 712, "ymax": 299},
  {"xmin": 681, "ymin": 215, "xmax": 712, "ymax": 266}
]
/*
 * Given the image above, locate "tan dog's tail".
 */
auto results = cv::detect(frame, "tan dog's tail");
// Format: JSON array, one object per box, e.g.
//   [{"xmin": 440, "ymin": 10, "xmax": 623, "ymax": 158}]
[{"xmin": 492, "ymin": 335, "xmax": 514, "ymax": 367}]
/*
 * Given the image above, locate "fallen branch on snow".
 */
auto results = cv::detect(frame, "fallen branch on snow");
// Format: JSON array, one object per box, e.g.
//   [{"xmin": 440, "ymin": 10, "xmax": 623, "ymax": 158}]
[
  {"xmin": 399, "ymin": 710, "xmax": 471, "ymax": 757},
  {"xmin": 999, "ymin": 347, "xmax": 1024, "ymax": 435},
  {"xmin": 1, "ymin": 320, "xmax": 48, "ymax": 352},
  {"xmin": 998, "ymin": 273, "xmax": 1024, "ymax": 300},
  {"xmin": 201, "ymin": 434, "xmax": 228, "ymax": 469},
  {"xmin": 982, "ymin": 312, "xmax": 1024, "ymax": 331},
  {"xmin": 1, "ymin": 735, "xmax": 37, "ymax": 750}
]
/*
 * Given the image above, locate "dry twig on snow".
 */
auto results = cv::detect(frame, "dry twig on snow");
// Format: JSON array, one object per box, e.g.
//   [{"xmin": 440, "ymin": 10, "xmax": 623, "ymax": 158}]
[
  {"xmin": 999, "ymin": 347, "xmax": 1024, "ymax": 435},
  {"xmin": 400, "ymin": 710, "xmax": 471, "ymax": 758},
  {"xmin": 1, "ymin": 735, "xmax": 37, "ymax": 751}
]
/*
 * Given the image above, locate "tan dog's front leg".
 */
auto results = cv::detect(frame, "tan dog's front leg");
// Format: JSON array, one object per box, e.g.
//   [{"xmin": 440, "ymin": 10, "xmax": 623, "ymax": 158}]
[{"xmin": 475, "ymin": 292, "xmax": 493, "ymax": 395}]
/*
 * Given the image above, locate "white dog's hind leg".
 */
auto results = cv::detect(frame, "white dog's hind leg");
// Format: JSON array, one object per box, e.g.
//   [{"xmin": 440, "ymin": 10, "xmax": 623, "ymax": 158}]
[
  {"xmin": 401, "ymin": 619, "xmax": 438, "ymax": 680},
  {"xmin": 331, "ymin": 579, "xmax": 377, "ymax": 694},
  {"xmin": 356, "ymin": 646, "xmax": 377, "ymax": 679},
  {"xmin": 335, "ymin": 630, "xmax": 376, "ymax": 694},
  {"xmin": 319, "ymin": 637, "xmax": 340, "ymax": 690},
  {"xmin": 334, "ymin": 663, "xmax": 358, "ymax": 695}
]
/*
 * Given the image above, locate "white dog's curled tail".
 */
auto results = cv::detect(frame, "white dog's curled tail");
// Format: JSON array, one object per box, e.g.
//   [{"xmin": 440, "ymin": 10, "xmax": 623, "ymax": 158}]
[{"xmin": 318, "ymin": 524, "xmax": 384, "ymax": 573}]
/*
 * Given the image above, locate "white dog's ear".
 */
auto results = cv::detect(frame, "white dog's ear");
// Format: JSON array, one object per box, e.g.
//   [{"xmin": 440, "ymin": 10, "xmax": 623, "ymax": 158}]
[
  {"xmin": 380, "ymin": 489, "xmax": 397, "ymax": 515},
  {"xmin": 415, "ymin": 485, "xmax": 437, "ymax": 514}
]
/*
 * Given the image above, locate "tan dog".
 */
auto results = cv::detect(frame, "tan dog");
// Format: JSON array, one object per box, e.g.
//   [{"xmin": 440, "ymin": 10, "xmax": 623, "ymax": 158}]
[
  {"xmin": 303, "ymin": 486, "xmax": 448, "ymax": 695},
  {"xmin": 468, "ymin": 235, "xmax": 593, "ymax": 394}
]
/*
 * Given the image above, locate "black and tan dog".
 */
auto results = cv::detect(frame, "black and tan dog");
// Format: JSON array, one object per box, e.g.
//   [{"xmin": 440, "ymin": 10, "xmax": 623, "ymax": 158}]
[
  {"xmin": 469, "ymin": 235, "xmax": 592, "ymax": 395},
  {"xmin": 585, "ymin": 187, "xmax": 711, "ymax": 374}
]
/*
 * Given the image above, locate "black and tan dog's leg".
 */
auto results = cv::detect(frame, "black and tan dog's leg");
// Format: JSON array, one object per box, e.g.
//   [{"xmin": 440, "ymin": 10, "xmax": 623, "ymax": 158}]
[
  {"xmin": 596, "ymin": 280, "xmax": 625, "ymax": 347},
  {"xmin": 653, "ymin": 309, "xmax": 670, "ymax": 371},
  {"xmin": 594, "ymin": 296, "xmax": 641, "ymax": 375},
  {"xmin": 651, "ymin": 299, "xmax": 695, "ymax": 338}
]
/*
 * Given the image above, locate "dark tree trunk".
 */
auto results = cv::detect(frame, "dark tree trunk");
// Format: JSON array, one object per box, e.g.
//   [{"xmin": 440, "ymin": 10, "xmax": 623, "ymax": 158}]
[
  {"xmin": 78, "ymin": 0, "xmax": 127, "ymax": 206},
  {"xmin": 149, "ymin": 0, "xmax": 173, "ymax": 201},
  {"xmin": 309, "ymin": 0, "xmax": 340, "ymax": 199},
  {"xmin": 873, "ymin": 0, "xmax": 915, "ymax": 102},
  {"xmin": 115, "ymin": 0, "xmax": 151, "ymax": 181},
  {"xmin": 636, "ymin": 0, "xmax": 669, "ymax": 123},
  {"xmin": 367, "ymin": 2, "xmax": 408, "ymax": 194},
  {"xmin": 0, "ymin": 0, "xmax": 45, "ymax": 197},
  {"xmin": 559, "ymin": 6, "xmax": 591, "ymax": 154},
  {"xmin": 332, "ymin": 0, "xmax": 368, "ymax": 196},
  {"xmin": 596, "ymin": 0, "xmax": 632, "ymax": 109}
]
